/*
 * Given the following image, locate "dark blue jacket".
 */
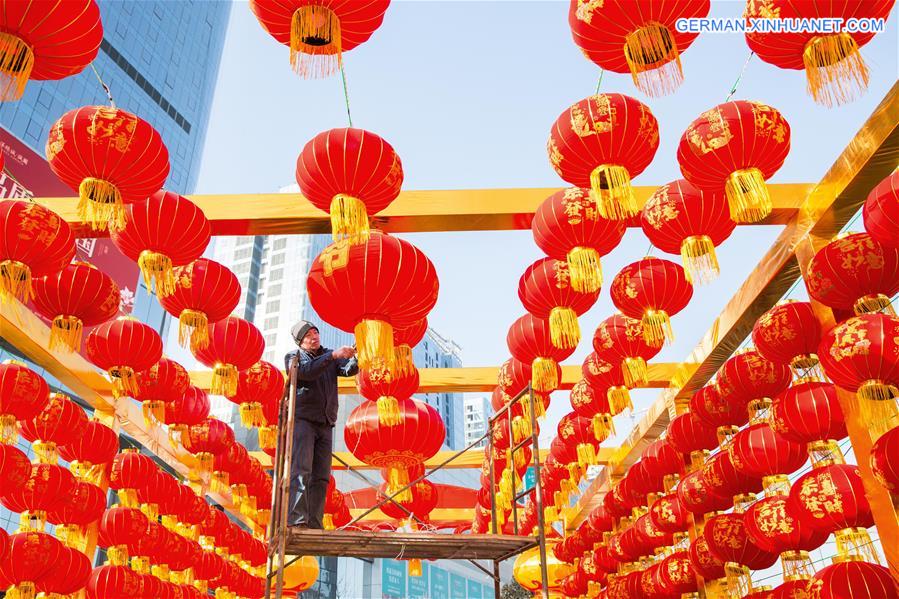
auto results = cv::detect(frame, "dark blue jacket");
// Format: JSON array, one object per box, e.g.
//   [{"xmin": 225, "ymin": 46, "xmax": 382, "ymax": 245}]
[{"xmin": 284, "ymin": 347, "xmax": 358, "ymax": 426}]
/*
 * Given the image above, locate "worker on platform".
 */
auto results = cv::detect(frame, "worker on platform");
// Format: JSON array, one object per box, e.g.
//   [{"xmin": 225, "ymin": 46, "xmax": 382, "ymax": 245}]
[{"xmin": 284, "ymin": 320, "xmax": 357, "ymax": 529}]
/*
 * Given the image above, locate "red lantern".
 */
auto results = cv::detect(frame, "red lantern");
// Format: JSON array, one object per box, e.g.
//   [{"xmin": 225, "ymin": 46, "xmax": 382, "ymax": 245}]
[
  {"xmin": 344, "ymin": 398, "xmax": 444, "ymax": 502},
  {"xmin": 771, "ymin": 579, "xmax": 812, "ymax": 599},
  {"xmin": 48, "ymin": 481, "xmax": 106, "ymax": 550},
  {"xmin": 46, "ymin": 106, "xmax": 170, "ymax": 230},
  {"xmin": 19, "ymin": 392, "xmax": 87, "ymax": 464},
  {"xmin": 0, "ymin": 463, "xmax": 75, "ymax": 530},
  {"xmin": 808, "ymin": 559, "xmax": 899, "ymax": 599},
  {"xmin": 183, "ymin": 418, "xmax": 236, "ymax": 475},
  {"xmin": 548, "ymin": 94, "xmax": 659, "ymax": 220},
  {"xmin": 568, "ymin": 0, "xmax": 709, "ymax": 96},
  {"xmin": 31, "ymin": 262, "xmax": 120, "ymax": 352},
  {"xmin": 498, "ymin": 358, "xmax": 556, "ymax": 409},
  {"xmin": 0, "ymin": 532, "xmax": 64, "ymax": 599},
  {"xmin": 392, "ymin": 318, "xmax": 426, "ymax": 377},
  {"xmin": 108, "ymin": 450, "xmax": 156, "ymax": 508},
  {"xmin": 677, "ymin": 100, "xmax": 790, "ymax": 223},
  {"xmin": 587, "ymin": 505, "xmax": 615, "ymax": 536},
  {"xmin": 677, "ymin": 469, "xmax": 731, "ymax": 515},
  {"xmin": 772, "ymin": 380, "xmax": 847, "ymax": 444},
  {"xmin": 357, "ymin": 364, "xmax": 418, "ymax": 427},
  {"xmin": 753, "ymin": 301, "xmax": 824, "ymax": 374},
  {"xmin": 295, "ymin": 127, "xmax": 402, "ymax": 243},
  {"xmin": 689, "ymin": 534, "xmax": 726, "ymax": 581},
  {"xmin": 870, "ymin": 426, "xmax": 898, "ymax": 493},
  {"xmin": 717, "ymin": 349, "xmax": 793, "ymax": 407},
  {"xmin": 0, "ymin": 0, "xmax": 102, "ymax": 99},
  {"xmin": 250, "ymin": 0, "xmax": 389, "ymax": 78},
  {"xmin": 558, "ymin": 412, "xmax": 603, "ymax": 468},
  {"xmin": 659, "ymin": 550, "xmax": 699, "ymax": 595},
  {"xmin": 744, "ymin": 492, "xmax": 828, "ymax": 554},
  {"xmin": 581, "ymin": 352, "xmax": 631, "ymax": 415},
  {"xmin": 818, "ymin": 313, "xmax": 899, "ymax": 428},
  {"xmin": 211, "ymin": 442, "xmax": 248, "ymax": 493},
  {"xmin": 192, "ymin": 316, "xmax": 264, "ymax": 397},
  {"xmin": 531, "ymin": 187, "xmax": 626, "ymax": 293},
  {"xmin": 34, "ymin": 545, "xmax": 89, "ymax": 597},
  {"xmin": 666, "ymin": 411, "xmax": 719, "ymax": 455},
  {"xmin": 307, "ymin": 231, "xmax": 438, "ymax": 370},
  {"xmin": 863, "ymin": 169, "xmax": 899, "ymax": 250},
  {"xmin": 518, "ymin": 257, "xmax": 599, "ymax": 350},
  {"xmin": 110, "ymin": 190, "xmax": 210, "ymax": 297},
  {"xmin": 569, "ymin": 379, "xmax": 615, "ymax": 442},
  {"xmin": 703, "ymin": 512, "xmax": 780, "ymax": 570},
  {"xmin": 0, "ymin": 200, "xmax": 75, "ymax": 305},
  {"xmin": 164, "ymin": 385, "xmax": 211, "ymax": 443},
  {"xmin": 641, "ymin": 179, "xmax": 735, "ymax": 284},
  {"xmin": 135, "ymin": 468, "xmax": 176, "ymax": 521},
  {"xmin": 507, "ymin": 313, "xmax": 575, "ymax": 393},
  {"xmin": 610, "ymin": 256, "xmax": 693, "ymax": 346},
  {"xmin": 84, "ymin": 318, "xmax": 163, "ymax": 398},
  {"xmin": 231, "ymin": 361, "xmax": 285, "ymax": 428},
  {"xmin": 592, "ymin": 314, "xmax": 662, "ymax": 387},
  {"xmin": 377, "ymin": 479, "xmax": 438, "ymax": 523},
  {"xmin": 649, "ymin": 492, "xmax": 689, "ymax": 535},
  {"xmin": 159, "ymin": 258, "xmax": 239, "ymax": 351},
  {"xmin": 744, "ymin": 0, "xmax": 895, "ymax": 107},
  {"xmin": 791, "ymin": 463, "xmax": 873, "ymax": 536},
  {"xmin": 690, "ymin": 382, "xmax": 749, "ymax": 431},
  {"xmin": 134, "ymin": 357, "xmax": 190, "ymax": 426},
  {"xmin": 86, "ymin": 565, "xmax": 145, "ymax": 599},
  {"xmin": 0, "ymin": 443, "xmax": 30, "ymax": 491},
  {"xmin": 807, "ymin": 232, "xmax": 899, "ymax": 316},
  {"xmin": 0, "ymin": 362, "xmax": 52, "ymax": 445},
  {"xmin": 730, "ymin": 423, "xmax": 808, "ymax": 479},
  {"xmin": 702, "ymin": 448, "xmax": 763, "ymax": 499}
]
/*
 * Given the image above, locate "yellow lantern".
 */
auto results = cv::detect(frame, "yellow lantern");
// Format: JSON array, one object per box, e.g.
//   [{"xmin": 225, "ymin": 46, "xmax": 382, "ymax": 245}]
[
  {"xmin": 513, "ymin": 542, "xmax": 574, "ymax": 597},
  {"xmin": 271, "ymin": 555, "xmax": 319, "ymax": 592}
]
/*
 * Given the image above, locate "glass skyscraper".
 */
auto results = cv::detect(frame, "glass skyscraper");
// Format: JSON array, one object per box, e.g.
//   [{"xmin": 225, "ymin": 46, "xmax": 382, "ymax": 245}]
[{"xmin": 0, "ymin": 0, "xmax": 229, "ymax": 540}]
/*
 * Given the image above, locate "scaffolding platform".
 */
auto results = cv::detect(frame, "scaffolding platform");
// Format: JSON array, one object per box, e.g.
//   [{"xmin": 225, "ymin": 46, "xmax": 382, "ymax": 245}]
[{"xmin": 284, "ymin": 529, "xmax": 538, "ymax": 562}]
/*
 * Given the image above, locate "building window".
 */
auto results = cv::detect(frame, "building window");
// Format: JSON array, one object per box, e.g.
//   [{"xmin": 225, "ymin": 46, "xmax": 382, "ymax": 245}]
[
  {"xmin": 273, "ymin": 238, "xmax": 287, "ymax": 251},
  {"xmin": 235, "ymin": 247, "xmax": 252, "ymax": 260},
  {"xmin": 264, "ymin": 317, "xmax": 278, "ymax": 330},
  {"xmin": 271, "ymin": 253, "xmax": 285, "ymax": 266},
  {"xmin": 268, "ymin": 284, "xmax": 282, "ymax": 297},
  {"xmin": 264, "ymin": 333, "xmax": 276, "ymax": 346},
  {"xmin": 266, "ymin": 301, "xmax": 280, "ymax": 313},
  {"xmin": 233, "ymin": 262, "xmax": 250, "ymax": 275},
  {"xmin": 270, "ymin": 269, "xmax": 283, "ymax": 281}
]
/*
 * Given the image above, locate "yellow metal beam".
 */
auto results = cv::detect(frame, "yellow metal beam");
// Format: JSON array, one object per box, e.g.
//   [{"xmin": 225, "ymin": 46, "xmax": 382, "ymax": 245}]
[
  {"xmin": 31, "ymin": 185, "xmax": 809, "ymax": 237},
  {"xmin": 568, "ymin": 81, "xmax": 899, "ymax": 528},
  {"xmin": 186, "ymin": 363, "xmax": 682, "ymax": 395},
  {"xmin": 348, "ymin": 508, "xmax": 474, "ymax": 523}
]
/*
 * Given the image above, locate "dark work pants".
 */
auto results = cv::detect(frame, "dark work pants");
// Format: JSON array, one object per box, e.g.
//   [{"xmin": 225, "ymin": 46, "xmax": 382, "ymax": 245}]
[{"xmin": 287, "ymin": 418, "xmax": 333, "ymax": 529}]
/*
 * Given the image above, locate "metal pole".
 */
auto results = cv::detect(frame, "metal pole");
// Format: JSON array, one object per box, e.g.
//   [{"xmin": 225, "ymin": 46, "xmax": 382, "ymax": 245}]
[
  {"xmin": 507, "ymin": 400, "xmax": 517, "ymax": 536},
  {"xmin": 493, "ymin": 560, "xmax": 502, "ymax": 599},
  {"xmin": 488, "ymin": 417, "xmax": 499, "ymax": 536},
  {"xmin": 527, "ymin": 384, "xmax": 550, "ymax": 599}
]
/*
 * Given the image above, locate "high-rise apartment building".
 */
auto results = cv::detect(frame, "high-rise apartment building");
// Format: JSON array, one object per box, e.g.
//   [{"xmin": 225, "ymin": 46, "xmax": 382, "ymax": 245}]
[{"xmin": 465, "ymin": 395, "xmax": 493, "ymax": 449}]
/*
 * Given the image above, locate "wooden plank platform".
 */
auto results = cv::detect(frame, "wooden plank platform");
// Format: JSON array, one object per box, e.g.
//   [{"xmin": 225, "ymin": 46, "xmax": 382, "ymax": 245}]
[{"xmin": 282, "ymin": 529, "xmax": 537, "ymax": 561}]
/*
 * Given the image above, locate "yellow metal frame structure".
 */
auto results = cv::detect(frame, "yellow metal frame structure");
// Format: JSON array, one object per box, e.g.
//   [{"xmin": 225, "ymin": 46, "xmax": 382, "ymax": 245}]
[{"xmin": 7, "ymin": 83, "xmax": 898, "ymax": 563}]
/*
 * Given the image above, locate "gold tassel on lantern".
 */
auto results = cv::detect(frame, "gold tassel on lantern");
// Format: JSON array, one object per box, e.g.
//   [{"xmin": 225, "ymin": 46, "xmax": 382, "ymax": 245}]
[
  {"xmin": 531, "ymin": 357, "xmax": 559, "ymax": 393},
  {"xmin": 576, "ymin": 443, "xmax": 597, "ymax": 469},
  {"xmin": 323, "ymin": 513, "xmax": 334, "ymax": 530},
  {"xmin": 137, "ymin": 250, "xmax": 175, "ymax": 297},
  {"xmin": 18, "ymin": 510, "xmax": 47, "ymax": 532},
  {"xmin": 239, "ymin": 402, "xmax": 264, "ymax": 428},
  {"xmin": 408, "ymin": 559, "xmax": 422, "ymax": 577},
  {"xmin": 622, "ymin": 23, "xmax": 683, "ymax": 97},
  {"xmin": 853, "ymin": 293, "xmax": 895, "ymax": 316},
  {"xmin": 211, "ymin": 471, "xmax": 230, "ymax": 495},
  {"xmin": 856, "ymin": 380, "xmax": 899, "ymax": 437},
  {"xmin": 178, "ymin": 309, "xmax": 210, "ymax": 351},
  {"xmin": 289, "ymin": 4, "xmax": 342, "ymax": 79},
  {"xmin": 329, "ymin": 194, "xmax": 369, "ymax": 245},
  {"xmin": 142, "ymin": 400, "xmax": 165, "ymax": 427},
  {"xmin": 109, "ymin": 365, "xmax": 139, "ymax": 399},
  {"xmin": 0, "ymin": 32, "xmax": 34, "ymax": 100},
  {"xmin": 592, "ymin": 413, "xmax": 614, "ymax": 442},
  {"xmin": 803, "ymin": 33, "xmax": 869, "ymax": 107},
  {"xmin": 376, "ymin": 396, "xmax": 401, "ymax": 427},
  {"xmin": 680, "ymin": 235, "xmax": 719, "ymax": 285},
  {"xmin": 78, "ymin": 177, "xmax": 125, "ymax": 231},
  {"xmin": 354, "ymin": 319, "xmax": 394, "ymax": 371},
  {"xmin": 725, "ymin": 167, "xmax": 771, "ymax": 223},
  {"xmin": 567, "ymin": 246, "xmax": 602, "ymax": 294},
  {"xmin": 392, "ymin": 344, "xmax": 415, "ymax": 377},
  {"xmin": 33, "ymin": 441, "xmax": 58, "ymax": 465},
  {"xmin": 590, "ymin": 164, "xmax": 638, "ymax": 220},
  {"xmin": 387, "ymin": 465, "xmax": 412, "ymax": 503},
  {"xmin": 512, "ymin": 415, "xmax": 531, "ymax": 443},
  {"xmin": 549, "ymin": 306, "xmax": 580, "ymax": 350},
  {"xmin": 0, "ymin": 259, "xmax": 31, "ymax": 304},
  {"xmin": 621, "ymin": 357, "xmax": 648, "ymax": 388},
  {"xmin": 0, "ymin": 413, "xmax": 16, "ymax": 444},
  {"xmin": 211, "ymin": 362, "xmax": 238, "ymax": 397},
  {"xmin": 107, "ymin": 545, "xmax": 130, "ymax": 566},
  {"xmin": 642, "ymin": 309, "xmax": 673, "ymax": 346},
  {"xmin": 117, "ymin": 488, "xmax": 139, "ymax": 508},
  {"xmin": 258, "ymin": 425, "xmax": 278, "ymax": 450},
  {"xmin": 607, "ymin": 386, "xmax": 633, "ymax": 415},
  {"xmin": 49, "ymin": 315, "xmax": 84, "ymax": 353},
  {"xmin": 5, "ymin": 581, "xmax": 37, "ymax": 599}
]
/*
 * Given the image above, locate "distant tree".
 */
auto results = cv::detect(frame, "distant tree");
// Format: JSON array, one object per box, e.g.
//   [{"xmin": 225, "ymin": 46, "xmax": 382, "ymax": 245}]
[{"xmin": 501, "ymin": 580, "xmax": 531, "ymax": 599}]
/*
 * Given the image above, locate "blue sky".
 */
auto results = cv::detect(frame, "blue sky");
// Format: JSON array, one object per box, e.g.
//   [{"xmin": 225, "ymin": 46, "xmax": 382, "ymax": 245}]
[{"xmin": 196, "ymin": 1, "xmax": 898, "ymax": 444}]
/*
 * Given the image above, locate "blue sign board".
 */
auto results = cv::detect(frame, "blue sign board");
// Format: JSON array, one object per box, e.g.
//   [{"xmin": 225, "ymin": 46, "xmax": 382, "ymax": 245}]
[
  {"xmin": 468, "ymin": 579, "xmax": 483, "ymax": 599},
  {"xmin": 382, "ymin": 560, "xmax": 407, "ymax": 598},
  {"xmin": 409, "ymin": 562, "xmax": 429, "ymax": 598},
  {"xmin": 450, "ymin": 573, "xmax": 467, "ymax": 598},
  {"xmin": 484, "ymin": 583, "xmax": 496, "ymax": 599},
  {"xmin": 431, "ymin": 566, "xmax": 449, "ymax": 599},
  {"xmin": 523, "ymin": 466, "xmax": 536, "ymax": 492}
]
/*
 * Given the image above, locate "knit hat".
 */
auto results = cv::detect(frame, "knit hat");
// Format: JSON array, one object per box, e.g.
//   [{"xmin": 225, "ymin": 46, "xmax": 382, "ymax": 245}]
[{"xmin": 290, "ymin": 320, "xmax": 319, "ymax": 345}]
